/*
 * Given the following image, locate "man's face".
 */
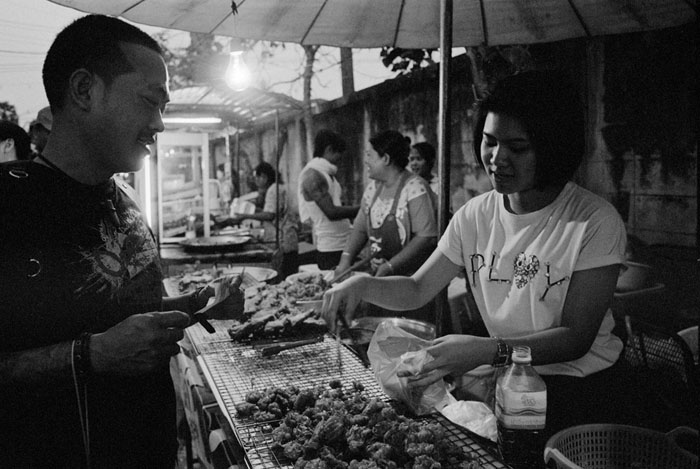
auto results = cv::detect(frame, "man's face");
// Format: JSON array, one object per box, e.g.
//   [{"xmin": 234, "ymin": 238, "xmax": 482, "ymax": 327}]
[
  {"xmin": 323, "ymin": 145, "xmax": 342, "ymax": 164},
  {"xmin": 88, "ymin": 42, "xmax": 169, "ymax": 174}
]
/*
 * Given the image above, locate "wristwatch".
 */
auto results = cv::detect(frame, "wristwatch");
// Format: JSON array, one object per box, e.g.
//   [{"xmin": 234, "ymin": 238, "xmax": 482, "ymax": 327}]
[{"xmin": 492, "ymin": 337, "xmax": 512, "ymax": 368}]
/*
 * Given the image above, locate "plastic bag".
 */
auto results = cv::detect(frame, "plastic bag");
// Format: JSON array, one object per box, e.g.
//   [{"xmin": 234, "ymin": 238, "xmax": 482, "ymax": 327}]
[
  {"xmin": 367, "ymin": 320, "xmax": 452, "ymax": 415},
  {"xmin": 441, "ymin": 400, "xmax": 497, "ymax": 442}
]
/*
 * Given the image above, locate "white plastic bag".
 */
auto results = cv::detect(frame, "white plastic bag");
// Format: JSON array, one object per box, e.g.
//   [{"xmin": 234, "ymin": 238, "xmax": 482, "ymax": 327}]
[
  {"xmin": 367, "ymin": 320, "xmax": 452, "ymax": 415},
  {"xmin": 441, "ymin": 400, "xmax": 498, "ymax": 442}
]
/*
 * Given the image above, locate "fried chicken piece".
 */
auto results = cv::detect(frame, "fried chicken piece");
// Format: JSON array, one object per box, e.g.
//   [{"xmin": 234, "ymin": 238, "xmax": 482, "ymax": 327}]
[
  {"xmin": 245, "ymin": 390, "xmax": 264, "ymax": 404},
  {"xmin": 329, "ymin": 379, "xmax": 343, "ymax": 389},
  {"xmin": 294, "ymin": 389, "xmax": 317, "ymax": 411},
  {"xmin": 346, "ymin": 424, "xmax": 373, "ymax": 453},
  {"xmin": 253, "ymin": 411, "xmax": 277, "ymax": 422},
  {"xmin": 412, "ymin": 454, "xmax": 441, "ymax": 469},
  {"xmin": 283, "ymin": 440, "xmax": 305, "ymax": 460},
  {"xmin": 318, "ymin": 446, "xmax": 349, "ymax": 469},
  {"xmin": 405, "ymin": 443, "xmax": 435, "ymax": 458},
  {"xmin": 271, "ymin": 424, "xmax": 293, "ymax": 444},
  {"xmin": 234, "ymin": 402, "xmax": 258, "ymax": 418},
  {"xmin": 348, "ymin": 460, "xmax": 380, "ymax": 469}
]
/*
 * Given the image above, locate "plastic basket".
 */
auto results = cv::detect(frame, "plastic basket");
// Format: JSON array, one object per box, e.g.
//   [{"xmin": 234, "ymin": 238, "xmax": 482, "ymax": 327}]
[{"xmin": 543, "ymin": 424, "xmax": 698, "ymax": 469}]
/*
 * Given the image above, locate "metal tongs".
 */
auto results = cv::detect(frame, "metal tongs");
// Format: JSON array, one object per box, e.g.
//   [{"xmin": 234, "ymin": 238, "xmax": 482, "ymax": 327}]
[
  {"xmin": 329, "ymin": 256, "xmax": 374, "ymax": 285},
  {"xmin": 258, "ymin": 336, "xmax": 324, "ymax": 357}
]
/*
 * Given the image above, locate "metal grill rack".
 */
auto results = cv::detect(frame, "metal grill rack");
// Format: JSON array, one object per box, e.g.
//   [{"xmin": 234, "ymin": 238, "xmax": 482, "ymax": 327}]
[{"xmin": 189, "ymin": 321, "xmax": 508, "ymax": 469}]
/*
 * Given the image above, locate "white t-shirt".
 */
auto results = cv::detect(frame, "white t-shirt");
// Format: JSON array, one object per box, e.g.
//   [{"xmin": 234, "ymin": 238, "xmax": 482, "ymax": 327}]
[
  {"xmin": 438, "ymin": 182, "xmax": 626, "ymax": 377},
  {"xmin": 298, "ymin": 158, "xmax": 352, "ymax": 252}
]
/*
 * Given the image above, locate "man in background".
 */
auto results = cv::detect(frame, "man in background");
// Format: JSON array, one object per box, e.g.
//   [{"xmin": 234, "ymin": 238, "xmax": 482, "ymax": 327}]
[
  {"xmin": 298, "ymin": 129, "xmax": 360, "ymax": 270},
  {"xmin": 0, "ymin": 121, "xmax": 32, "ymax": 162},
  {"xmin": 29, "ymin": 106, "xmax": 52, "ymax": 157}
]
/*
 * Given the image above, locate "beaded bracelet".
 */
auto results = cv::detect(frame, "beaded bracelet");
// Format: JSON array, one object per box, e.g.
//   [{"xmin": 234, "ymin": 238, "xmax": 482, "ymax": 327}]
[{"xmin": 73, "ymin": 332, "xmax": 93, "ymax": 380}]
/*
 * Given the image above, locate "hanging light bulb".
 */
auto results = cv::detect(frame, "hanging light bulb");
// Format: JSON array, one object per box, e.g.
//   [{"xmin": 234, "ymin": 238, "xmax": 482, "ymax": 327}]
[{"xmin": 225, "ymin": 38, "xmax": 251, "ymax": 91}]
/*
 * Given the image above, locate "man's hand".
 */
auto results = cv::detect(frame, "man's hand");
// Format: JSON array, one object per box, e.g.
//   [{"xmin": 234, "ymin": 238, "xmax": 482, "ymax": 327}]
[{"xmin": 90, "ymin": 311, "xmax": 191, "ymax": 376}]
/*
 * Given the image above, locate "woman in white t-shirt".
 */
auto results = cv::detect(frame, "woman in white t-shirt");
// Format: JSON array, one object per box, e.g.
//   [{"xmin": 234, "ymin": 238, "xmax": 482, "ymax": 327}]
[{"xmin": 323, "ymin": 71, "xmax": 635, "ymax": 437}]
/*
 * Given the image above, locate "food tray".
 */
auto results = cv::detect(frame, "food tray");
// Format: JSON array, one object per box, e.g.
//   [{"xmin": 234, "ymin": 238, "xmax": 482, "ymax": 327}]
[{"xmin": 194, "ymin": 334, "xmax": 507, "ymax": 469}]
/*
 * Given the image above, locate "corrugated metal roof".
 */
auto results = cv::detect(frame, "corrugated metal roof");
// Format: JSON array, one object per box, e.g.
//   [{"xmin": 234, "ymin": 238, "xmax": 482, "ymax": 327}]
[{"xmin": 165, "ymin": 85, "xmax": 303, "ymax": 128}]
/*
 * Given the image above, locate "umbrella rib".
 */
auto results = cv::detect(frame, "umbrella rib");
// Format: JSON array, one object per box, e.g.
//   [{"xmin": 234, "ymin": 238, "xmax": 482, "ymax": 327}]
[
  {"xmin": 392, "ymin": 0, "xmax": 406, "ymax": 48},
  {"xmin": 566, "ymin": 0, "xmax": 591, "ymax": 37},
  {"xmin": 477, "ymin": 0, "xmax": 489, "ymax": 46},
  {"xmin": 301, "ymin": 0, "xmax": 330, "ymax": 45},
  {"xmin": 121, "ymin": 0, "xmax": 147, "ymax": 15}
]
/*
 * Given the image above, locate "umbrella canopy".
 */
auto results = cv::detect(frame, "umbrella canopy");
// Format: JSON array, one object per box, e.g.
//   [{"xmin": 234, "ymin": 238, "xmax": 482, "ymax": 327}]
[{"xmin": 49, "ymin": 0, "xmax": 695, "ymax": 48}]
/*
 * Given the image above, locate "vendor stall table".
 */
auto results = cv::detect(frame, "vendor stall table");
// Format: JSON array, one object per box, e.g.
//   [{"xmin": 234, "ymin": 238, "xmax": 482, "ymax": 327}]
[
  {"xmin": 183, "ymin": 320, "xmax": 509, "ymax": 469},
  {"xmin": 161, "ymin": 242, "xmax": 276, "ymax": 266}
]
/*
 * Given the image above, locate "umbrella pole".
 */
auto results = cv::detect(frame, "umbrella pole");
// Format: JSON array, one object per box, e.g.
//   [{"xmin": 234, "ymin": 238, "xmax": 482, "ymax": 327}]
[{"xmin": 436, "ymin": 0, "xmax": 453, "ymax": 336}]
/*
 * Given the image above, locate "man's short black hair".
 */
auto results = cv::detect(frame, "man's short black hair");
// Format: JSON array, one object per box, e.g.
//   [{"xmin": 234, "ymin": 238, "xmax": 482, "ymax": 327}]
[
  {"xmin": 313, "ymin": 129, "xmax": 346, "ymax": 158},
  {"xmin": 43, "ymin": 14, "xmax": 163, "ymax": 111},
  {"xmin": 0, "ymin": 121, "xmax": 32, "ymax": 161},
  {"xmin": 255, "ymin": 162, "xmax": 279, "ymax": 184},
  {"xmin": 472, "ymin": 70, "xmax": 585, "ymax": 189},
  {"xmin": 370, "ymin": 130, "xmax": 411, "ymax": 169}
]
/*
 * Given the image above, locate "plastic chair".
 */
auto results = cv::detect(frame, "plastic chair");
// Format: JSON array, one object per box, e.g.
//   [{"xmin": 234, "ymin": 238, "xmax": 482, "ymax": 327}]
[{"xmin": 621, "ymin": 316, "xmax": 699, "ymax": 430}]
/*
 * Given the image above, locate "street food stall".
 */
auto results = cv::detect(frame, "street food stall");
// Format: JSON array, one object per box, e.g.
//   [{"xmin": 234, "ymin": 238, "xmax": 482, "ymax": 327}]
[{"xmin": 140, "ymin": 85, "xmax": 304, "ymax": 277}]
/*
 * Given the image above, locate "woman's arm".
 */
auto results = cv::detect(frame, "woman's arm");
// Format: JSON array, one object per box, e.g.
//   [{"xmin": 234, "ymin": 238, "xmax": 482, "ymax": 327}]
[
  {"xmin": 323, "ymin": 250, "xmax": 461, "ymax": 329},
  {"xmin": 404, "ymin": 264, "xmax": 621, "ymax": 386},
  {"xmin": 374, "ymin": 235, "xmax": 435, "ymax": 277},
  {"xmin": 334, "ymin": 208, "xmax": 369, "ymax": 273}
]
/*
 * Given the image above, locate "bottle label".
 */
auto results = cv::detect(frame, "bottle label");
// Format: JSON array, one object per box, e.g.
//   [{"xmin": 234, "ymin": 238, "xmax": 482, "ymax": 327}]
[{"xmin": 495, "ymin": 387, "xmax": 546, "ymax": 430}]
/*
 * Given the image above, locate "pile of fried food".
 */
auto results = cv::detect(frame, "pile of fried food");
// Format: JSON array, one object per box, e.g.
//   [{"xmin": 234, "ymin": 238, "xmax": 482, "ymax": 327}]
[
  {"xmin": 235, "ymin": 380, "xmax": 482, "ymax": 469},
  {"xmin": 177, "ymin": 269, "xmax": 216, "ymax": 294},
  {"xmin": 284, "ymin": 272, "xmax": 330, "ymax": 301},
  {"xmin": 227, "ymin": 280, "xmax": 328, "ymax": 341}
]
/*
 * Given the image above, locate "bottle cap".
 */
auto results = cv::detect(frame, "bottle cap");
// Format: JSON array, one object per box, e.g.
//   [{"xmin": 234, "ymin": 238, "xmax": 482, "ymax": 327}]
[{"xmin": 511, "ymin": 345, "xmax": 532, "ymax": 363}]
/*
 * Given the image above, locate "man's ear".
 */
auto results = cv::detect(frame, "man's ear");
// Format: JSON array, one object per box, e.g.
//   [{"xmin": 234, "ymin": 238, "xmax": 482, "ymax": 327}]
[
  {"xmin": 1, "ymin": 138, "xmax": 15, "ymax": 154},
  {"xmin": 68, "ymin": 69, "xmax": 98, "ymax": 111}
]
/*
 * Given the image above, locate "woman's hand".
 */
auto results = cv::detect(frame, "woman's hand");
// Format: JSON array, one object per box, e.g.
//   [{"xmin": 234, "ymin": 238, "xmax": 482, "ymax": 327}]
[
  {"xmin": 371, "ymin": 258, "xmax": 393, "ymax": 277},
  {"xmin": 321, "ymin": 275, "xmax": 367, "ymax": 333},
  {"xmin": 397, "ymin": 334, "xmax": 493, "ymax": 387}
]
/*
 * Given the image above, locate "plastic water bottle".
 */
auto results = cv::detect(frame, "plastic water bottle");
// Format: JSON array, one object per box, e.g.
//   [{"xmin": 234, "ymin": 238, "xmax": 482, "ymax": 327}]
[
  {"xmin": 185, "ymin": 211, "xmax": 197, "ymax": 239},
  {"xmin": 495, "ymin": 346, "xmax": 547, "ymax": 469}
]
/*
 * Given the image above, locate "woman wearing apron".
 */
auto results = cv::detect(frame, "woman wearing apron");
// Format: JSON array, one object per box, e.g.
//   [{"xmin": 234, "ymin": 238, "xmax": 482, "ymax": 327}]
[{"xmin": 335, "ymin": 130, "xmax": 438, "ymax": 322}]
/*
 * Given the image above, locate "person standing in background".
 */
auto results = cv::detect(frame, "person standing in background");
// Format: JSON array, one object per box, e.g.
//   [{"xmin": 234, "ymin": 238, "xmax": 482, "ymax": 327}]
[
  {"xmin": 298, "ymin": 129, "xmax": 360, "ymax": 270},
  {"xmin": 29, "ymin": 106, "xmax": 53, "ymax": 158},
  {"xmin": 408, "ymin": 141, "xmax": 438, "ymax": 196},
  {"xmin": 0, "ymin": 121, "xmax": 32, "ymax": 162},
  {"xmin": 217, "ymin": 162, "xmax": 299, "ymax": 278}
]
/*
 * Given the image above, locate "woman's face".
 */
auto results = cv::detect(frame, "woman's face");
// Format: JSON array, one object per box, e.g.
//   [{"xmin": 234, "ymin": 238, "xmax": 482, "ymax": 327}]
[
  {"xmin": 480, "ymin": 112, "xmax": 536, "ymax": 195},
  {"xmin": 408, "ymin": 148, "xmax": 430, "ymax": 179},
  {"xmin": 364, "ymin": 146, "xmax": 387, "ymax": 180}
]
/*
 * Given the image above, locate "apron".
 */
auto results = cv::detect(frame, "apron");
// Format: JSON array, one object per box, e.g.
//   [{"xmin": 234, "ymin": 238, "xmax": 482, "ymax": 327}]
[{"xmin": 364, "ymin": 172, "xmax": 435, "ymax": 323}]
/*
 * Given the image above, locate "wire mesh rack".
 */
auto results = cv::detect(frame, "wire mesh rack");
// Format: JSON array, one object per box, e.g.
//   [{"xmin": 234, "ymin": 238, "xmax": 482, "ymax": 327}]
[{"xmin": 189, "ymin": 321, "xmax": 508, "ymax": 469}]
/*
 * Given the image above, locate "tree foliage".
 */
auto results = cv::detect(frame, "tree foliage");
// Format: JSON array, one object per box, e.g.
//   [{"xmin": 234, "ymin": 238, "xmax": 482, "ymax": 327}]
[
  {"xmin": 0, "ymin": 102, "xmax": 19, "ymax": 124},
  {"xmin": 380, "ymin": 47, "xmax": 436, "ymax": 74}
]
